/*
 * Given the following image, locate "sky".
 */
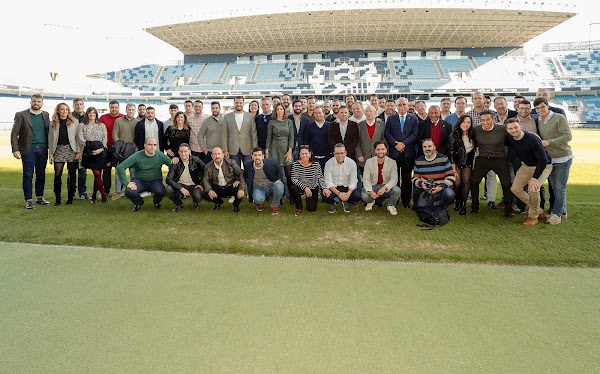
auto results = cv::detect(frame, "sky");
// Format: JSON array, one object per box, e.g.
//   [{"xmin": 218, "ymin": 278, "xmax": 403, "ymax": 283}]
[{"xmin": 0, "ymin": 0, "xmax": 597, "ymax": 79}]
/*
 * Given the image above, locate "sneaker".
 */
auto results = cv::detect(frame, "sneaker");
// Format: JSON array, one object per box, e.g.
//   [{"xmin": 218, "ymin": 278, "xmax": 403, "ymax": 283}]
[
  {"xmin": 537, "ymin": 212, "xmax": 547, "ymax": 220},
  {"xmin": 132, "ymin": 204, "xmax": 141, "ymax": 212},
  {"xmin": 25, "ymin": 200, "xmax": 35, "ymax": 209},
  {"xmin": 523, "ymin": 217, "xmax": 538, "ymax": 226},
  {"xmin": 154, "ymin": 203, "xmax": 161, "ymax": 209},
  {"xmin": 387, "ymin": 205, "xmax": 398, "ymax": 216},
  {"xmin": 193, "ymin": 201, "xmax": 199, "ymax": 209},
  {"xmin": 111, "ymin": 193, "xmax": 122, "ymax": 201},
  {"xmin": 172, "ymin": 204, "xmax": 183, "ymax": 213},
  {"xmin": 270, "ymin": 206, "xmax": 279, "ymax": 215},
  {"xmin": 342, "ymin": 201, "xmax": 351, "ymax": 213},
  {"xmin": 328, "ymin": 203, "xmax": 337, "ymax": 213},
  {"xmin": 229, "ymin": 196, "xmax": 235, "ymax": 203},
  {"xmin": 294, "ymin": 209, "xmax": 302, "ymax": 216},
  {"xmin": 561, "ymin": 213, "xmax": 568, "ymax": 222},
  {"xmin": 36, "ymin": 197, "xmax": 50, "ymax": 205},
  {"xmin": 487, "ymin": 201, "xmax": 499, "ymax": 211},
  {"xmin": 547, "ymin": 214, "xmax": 561, "ymax": 225},
  {"xmin": 139, "ymin": 191, "xmax": 151, "ymax": 198},
  {"xmin": 365, "ymin": 201, "xmax": 375, "ymax": 211},
  {"xmin": 256, "ymin": 203, "xmax": 264, "ymax": 212},
  {"xmin": 79, "ymin": 193, "xmax": 90, "ymax": 200}
]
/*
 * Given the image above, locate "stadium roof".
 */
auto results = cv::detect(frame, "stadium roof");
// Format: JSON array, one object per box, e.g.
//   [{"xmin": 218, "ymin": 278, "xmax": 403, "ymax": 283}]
[{"xmin": 145, "ymin": 1, "xmax": 575, "ymax": 55}]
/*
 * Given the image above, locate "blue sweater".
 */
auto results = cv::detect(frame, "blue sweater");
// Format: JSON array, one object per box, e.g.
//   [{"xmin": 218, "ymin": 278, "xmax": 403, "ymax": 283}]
[
  {"xmin": 255, "ymin": 113, "xmax": 271, "ymax": 150},
  {"xmin": 506, "ymin": 132, "xmax": 550, "ymax": 179},
  {"xmin": 301, "ymin": 121, "xmax": 330, "ymax": 157}
]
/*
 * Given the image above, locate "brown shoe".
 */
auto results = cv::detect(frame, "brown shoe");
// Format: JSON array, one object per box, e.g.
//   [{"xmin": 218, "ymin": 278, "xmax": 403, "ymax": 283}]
[
  {"xmin": 523, "ymin": 217, "xmax": 538, "ymax": 226},
  {"xmin": 111, "ymin": 193, "xmax": 122, "ymax": 201},
  {"xmin": 537, "ymin": 212, "xmax": 547, "ymax": 220},
  {"xmin": 497, "ymin": 201, "xmax": 505, "ymax": 209},
  {"xmin": 561, "ymin": 213, "xmax": 568, "ymax": 221}
]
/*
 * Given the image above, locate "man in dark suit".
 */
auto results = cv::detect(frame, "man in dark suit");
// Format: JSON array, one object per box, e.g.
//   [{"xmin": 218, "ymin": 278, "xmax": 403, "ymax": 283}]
[
  {"xmin": 384, "ymin": 97, "xmax": 420, "ymax": 208},
  {"xmin": 531, "ymin": 88, "xmax": 566, "ymax": 116},
  {"xmin": 328, "ymin": 106, "xmax": 359, "ymax": 161},
  {"xmin": 11, "ymin": 94, "xmax": 51, "ymax": 209},
  {"xmin": 134, "ymin": 106, "xmax": 165, "ymax": 152},
  {"xmin": 418, "ymin": 105, "xmax": 453, "ymax": 158},
  {"xmin": 288, "ymin": 99, "xmax": 310, "ymax": 160}
]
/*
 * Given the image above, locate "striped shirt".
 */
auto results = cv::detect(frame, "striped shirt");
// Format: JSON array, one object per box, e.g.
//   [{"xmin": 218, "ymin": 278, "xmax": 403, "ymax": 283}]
[
  {"xmin": 412, "ymin": 153, "xmax": 455, "ymax": 188},
  {"xmin": 291, "ymin": 161, "xmax": 327, "ymax": 190}
]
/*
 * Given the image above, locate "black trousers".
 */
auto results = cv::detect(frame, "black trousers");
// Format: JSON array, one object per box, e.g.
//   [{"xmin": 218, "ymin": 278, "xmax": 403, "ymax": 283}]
[
  {"xmin": 166, "ymin": 184, "xmax": 203, "ymax": 206},
  {"xmin": 470, "ymin": 156, "xmax": 513, "ymax": 213},
  {"xmin": 394, "ymin": 153, "xmax": 414, "ymax": 206},
  {"xmin": 289, "ymin": 184, "xmax": 319, "ymax": 211},
  {"xmin": 202, "ymin": 185, "xmax": 242, "ymax": 208}
]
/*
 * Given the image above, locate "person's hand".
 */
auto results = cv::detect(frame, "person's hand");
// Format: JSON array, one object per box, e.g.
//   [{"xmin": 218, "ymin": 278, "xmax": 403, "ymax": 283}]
[
  {"xmin": 171, "ymin": 157, "xmax": 179, "ymax": 165},
  {"xmin": 75, "ymin": 152, "xmax": 80, "ymax": 161},
  {"xmin": 127, "ymin": 182, "xmax": 138, "ymax": 191},
  {"xmin": 304, "ymin": 187, "xmax": 312, "ymax": 197},
  {"xmin": 195, "ymin": 185, "xmax": 204, "ymax": 191},
  {"xmin": 265, "ymin": 150, "xmax": 270, "ymax": 158},
  {"xmin": 541, "ymin": 140, "xmax": 549, "ymax": 147},
  {"xmin": 368, "ymin": 191, "xmax": 378, "ymax": 200},
  {"xmin": 224, "ymin": 151, "xmax": 230, "ymax": 158},
  {"xmin": 357, "ymin": 156, "xmax": 365, "ymax": 163},
  {"xmin": 322, "ymin": 188, "xmax": 332, "ymax": 198},
  {"xmin": 236, "ymin": 189, "xmax": 245, "ymax": 199},
  {"xmin": 180, "ymin": 187, "xmax": 190, "ymax": 197},
  {"xmin": 49, "ymin": 155, "xmax": 53, "ymax": 165},
  {"xmin": 233, "ymin": 180, "xmax": 240, "ymax": 188},
  {"xmin": 167, "ymin": 149, "xmax": 175, "ymax": 157},
  {"xmin": 208, "ymin": 190, "xmax": 217, "ymax": 199},
  {"xmin": 285, "ymin": 151, "xmax": 293, "ymax": 163},
  {"xmin": 377, "ymin": 187, "xmax": 387, "ymax": 197},
  {"xmin": 528, "ymin": 178, "xmax": 540, "ymax": 193},
  {"xmin": 13, "ymin": 151, "xmax": 21, "ymax": 159},
  {"xmin": 338, "ymin": 192, "xmax": 349, "ymax": 202},
  {"xmin": 431, "ymin": 186, "xmax": 443, "ymax": 195},
  {"xmin": 395, "ymin": 141, "xmax": 405, "ymax": 152}
]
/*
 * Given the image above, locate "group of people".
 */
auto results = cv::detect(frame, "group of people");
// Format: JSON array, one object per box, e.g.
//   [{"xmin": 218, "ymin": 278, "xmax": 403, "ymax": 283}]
[{"xmin": 11, "ymin": 89, "xmax": 572, "ymax": 225}]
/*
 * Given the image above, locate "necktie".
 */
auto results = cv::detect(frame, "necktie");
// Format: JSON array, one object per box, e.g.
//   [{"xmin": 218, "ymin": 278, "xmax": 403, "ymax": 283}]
[{"xmin": 400, "ymin": 115, "xmax": 405, "ymax": 132}]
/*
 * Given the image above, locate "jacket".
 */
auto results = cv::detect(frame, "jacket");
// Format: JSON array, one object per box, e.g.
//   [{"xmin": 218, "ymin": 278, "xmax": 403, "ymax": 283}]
[
  {"xmin": 243, "ymin": 158, "xmax": 285, "ymax": 203},
  {"xmin": 48, "ymin": 119, "xmax": 80, "ymax": 156},
  {"xmin": 328, "ymin": 120, "xmax": 360, "ymax": 160},
  {"xmin": 221, "ymin": 111, "xmax": 257, "ymax": 155},
  {"xmin": 362, "ymin": 156, "xmax": 398, "ymax": 192},
  {"xmin": 10, "ymin": 109, "xmax": 51, "ymax": 154},
  {"xmin": 355, "ymin": 118, "xmax": 387, "ymax": 167},
  {"xmin": 417, "ymin": 119, "xmax": 453, "ymax": 157},
  {"xmin": 166, "ymin": 155, "xmax": 206, "ymax": 191},
  {"xmin": 288, "ymin": 113, "xmax": 310, "ymax": 150},
  {"xmin": 384, "ymin": 113, "xmax": 420, "ymax": 159},
  {"xmin": 134, "ymin": 118, "xmax": 165, "ymax": 151},
  {"xmin": 203, "ymin": 158, "xmax": 246, "ymax": 192},
  {"xmin": 112, "ymin": 140, "xmax": 138, "ymax": 166}
]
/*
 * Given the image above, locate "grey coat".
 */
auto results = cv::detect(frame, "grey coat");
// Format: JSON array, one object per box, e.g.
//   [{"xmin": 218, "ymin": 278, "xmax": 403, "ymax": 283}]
[
  {"xmin": 48, "ymin": 120, "xmax": 80, "ymax": 156},
  {"xmin": 222, "ymin": 111, "xmax": 257, "ymax": 156},
  {"xmin": 355, "ymin": 118, "xmax": 387, "ymax": 167}
]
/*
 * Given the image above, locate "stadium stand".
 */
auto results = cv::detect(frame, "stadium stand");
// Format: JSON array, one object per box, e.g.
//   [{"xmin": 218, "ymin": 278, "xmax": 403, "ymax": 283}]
[{"xmin": 195, "ymin": 63, "xmax": 227, "ymax": 83}]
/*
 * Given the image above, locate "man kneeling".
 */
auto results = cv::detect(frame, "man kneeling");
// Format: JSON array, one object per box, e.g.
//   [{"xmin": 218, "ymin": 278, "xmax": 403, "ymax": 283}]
[
  {"xmin": 202, "ymin": 147, "xmax": 245, "ymax": 212},
  {"xmin": 244, "ymin": 147, "xmax": 285, "ymax": 214},
  {"xmin": 117, "ymin": 137, "xmax": 171, "ymax": 212},
  {"xmin": 361, "ymin": 142, "xmax": 401, "ymax": 215},
  {"xmin": 165, "ymin": 143, "xmax": 206, "ymax": 212},
  {"xmin": 412, "ymin": 139, "xmax": 456, "ymax": 207}
]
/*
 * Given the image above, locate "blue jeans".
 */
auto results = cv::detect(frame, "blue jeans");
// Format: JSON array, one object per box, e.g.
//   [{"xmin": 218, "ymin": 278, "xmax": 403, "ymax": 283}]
[
  {"xmin": 230, "ymin": 150, "xmax": 251, "ymax": 169},
  {"xmin": 125, "ymin": 178, "xmax": 165, "ymax": 206},
  {"xmin": 361, "ymin": 184, "xmax": 402, "ymax": 206},
  {"xmin": 416, "ymin": 185, "xmax": 455, "ymax": 207},
  {"xmin": 253, "ymin": 182, "xmax": 285, "ymax": 207},
  {"xmin": 21, "ymin": 146, "xmax": 48, "ymax": 200},
  {"xmin": 548, "ymin": 158, "xmax": 572, "ymax": 216}
]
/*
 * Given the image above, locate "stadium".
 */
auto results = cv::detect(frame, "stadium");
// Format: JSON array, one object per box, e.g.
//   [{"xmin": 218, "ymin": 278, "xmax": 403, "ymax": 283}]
[
  {"xmin": 1, "ymin": 0, "xmax": 599, "ymax": 372},
  {"xmin": 1, "ymin": 0, "xmax": 599, "ymax": 126}
]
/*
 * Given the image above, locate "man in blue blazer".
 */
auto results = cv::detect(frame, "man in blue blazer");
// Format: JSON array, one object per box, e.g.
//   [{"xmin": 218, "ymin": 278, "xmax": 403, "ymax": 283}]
[
  {"xmin": 288, "ymin": 99, "xmax": 310, "ymax": 160},
  {"xmin": 384, "ymin": 97, "xmax": 419, "ymax": 208}
]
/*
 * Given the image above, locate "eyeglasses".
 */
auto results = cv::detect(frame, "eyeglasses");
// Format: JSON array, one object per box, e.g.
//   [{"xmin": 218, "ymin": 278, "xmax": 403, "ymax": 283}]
[{"xmin": 334, "ymin": 152, "xmax": 346, "ymax": 155}]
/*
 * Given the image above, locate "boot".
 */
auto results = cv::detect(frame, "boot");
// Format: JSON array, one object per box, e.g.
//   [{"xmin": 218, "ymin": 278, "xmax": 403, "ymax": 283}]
[
  {"xmin": 459, "ymin": 200, "xmax": 467, "ymax": 215},
  {"xmin": 66, "ymin": 188, "xmax": 75, "ymax": 205},
  {"xmin": 453, "ymin": 199, "xmax": 460, "ymax": 211},
  {"xmin": 54, "ymin": 194, "xmax": 61, "ymax": 206}
]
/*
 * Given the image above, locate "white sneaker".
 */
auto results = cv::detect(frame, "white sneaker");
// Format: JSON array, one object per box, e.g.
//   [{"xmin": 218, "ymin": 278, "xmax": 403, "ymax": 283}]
[
  {"xmin": 365, "ymin": 201, "xmax": 375, "ymax": 211},
  {"xmin": 139, "ymin": 191, "xmax": 151, "ymax": 198},
  {"xmin": 229, "ymin": 196, "xmax": 235, "ymax": 203},
  {"xmin": 547, "ymin": 213, "xmax": 561, "ymax": 225},
  {"xmin": 387, "ymin": 205, "xmax": 398, "ymax": 216}
]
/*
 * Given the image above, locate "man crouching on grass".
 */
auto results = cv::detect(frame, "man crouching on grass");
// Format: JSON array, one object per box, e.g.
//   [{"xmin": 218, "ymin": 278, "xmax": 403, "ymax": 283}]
[
  {"xmin": 165, "ymin": 143, "xmax": 206, "ymax": 213},
  {"xmin": 117, "ymin": 137, "xmax": 171, "ymax": 212}
]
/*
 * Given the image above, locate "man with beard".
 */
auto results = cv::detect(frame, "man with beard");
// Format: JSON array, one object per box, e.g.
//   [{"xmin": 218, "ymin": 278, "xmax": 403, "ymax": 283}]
[
  {"xmin": 288, "ymin": 99, "xmax": 310, "ymax": 160},
  {"xmin": 412, "ymin": 139, "xmax": 456, "ymax": 208},
  {"xmin": 326, "ymin": 99, "xmax": 341, "ymax": 122},
  {"xmin": 222, "ymin": 96, "xmax": 257, "ymax": 168},
  {"xmin": 202, "ymin": 147, "xmax": 245, "ymax": 213}
]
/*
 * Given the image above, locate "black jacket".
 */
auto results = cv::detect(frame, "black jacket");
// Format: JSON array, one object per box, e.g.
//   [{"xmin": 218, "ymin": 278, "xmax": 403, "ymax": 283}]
[
  {"xmin": 165, "ymin": 155, "xmax": 206, "ymax": 191},
  {"xmin": 111, "ymin": 140, "xmax": 138, "ymax": 167},
  {"xmin": 418, "ymin": 119, "xmax": 453, "ymax": 157}
]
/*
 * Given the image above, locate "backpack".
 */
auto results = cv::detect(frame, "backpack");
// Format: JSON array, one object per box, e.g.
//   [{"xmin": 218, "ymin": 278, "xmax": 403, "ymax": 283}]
[{"xmin": 415, "ymin": 205, "xmax": 450, "ymax": 229}]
